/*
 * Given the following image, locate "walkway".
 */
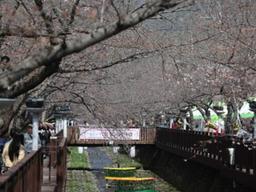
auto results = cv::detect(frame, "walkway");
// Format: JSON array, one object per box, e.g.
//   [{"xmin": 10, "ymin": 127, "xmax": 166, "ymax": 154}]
[
  {"xmin": 87, "ymin": 147, "xmax": 113, "ymax": 192},
  {"xmin": 41, "ymin": 157, "xmax": 57, "ymax": 192}
]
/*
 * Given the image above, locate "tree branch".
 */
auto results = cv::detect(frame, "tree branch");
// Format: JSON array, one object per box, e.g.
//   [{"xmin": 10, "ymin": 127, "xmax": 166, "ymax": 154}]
[{"xmin": 0, "ymin": 0, "xmax": 191, "ymax": 96}]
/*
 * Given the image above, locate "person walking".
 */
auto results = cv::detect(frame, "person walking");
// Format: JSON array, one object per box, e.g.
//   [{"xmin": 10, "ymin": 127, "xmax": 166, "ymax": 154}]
[{"xmin": 24, "ymin": 124, "xmax": 41, "ymax": 153}]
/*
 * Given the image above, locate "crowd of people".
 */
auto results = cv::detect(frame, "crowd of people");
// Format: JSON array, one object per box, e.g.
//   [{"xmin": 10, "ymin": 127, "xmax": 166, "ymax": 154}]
[{"xmin": 0, "ymin": 123, "xmax": 53, "ymax": 173}]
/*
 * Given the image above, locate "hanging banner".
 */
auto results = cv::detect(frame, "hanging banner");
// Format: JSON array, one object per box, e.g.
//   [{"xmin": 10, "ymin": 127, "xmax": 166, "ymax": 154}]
[{"xmin": 79, "ymin": 127, "xmax": 140, "ymax": 140}]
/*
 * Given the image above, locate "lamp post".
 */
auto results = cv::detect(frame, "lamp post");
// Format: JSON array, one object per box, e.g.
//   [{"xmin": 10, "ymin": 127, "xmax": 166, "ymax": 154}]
[
  {"xmin": 54, "ymin": 105, "xmax": 71, "ymax": 138},
  {"xmin": 26, "ymin": 98, "xmax": 44, "ymax": 151}
]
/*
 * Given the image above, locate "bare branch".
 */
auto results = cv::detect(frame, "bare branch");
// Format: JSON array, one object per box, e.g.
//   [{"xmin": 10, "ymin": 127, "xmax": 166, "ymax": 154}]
[
  {"xmin": 110, "ymin": 0, "xmax": 121, "ymax": 21},
  {"xmin": 34, "ymin": 0, "xmax": 55, "ymax": 44},
  {"xmin": 16, "ymin": 0, "xmax": 36, "ymax": 24},
  {"xmin": 58, "ymin": 48, "xmax": 164, "ymax": 73},
  {"xmin": 69, "ymin": 0, "xmax": 80, "ymax": 25},
  {"xmin": 0, "ymin": 0, "xmax": 192, "ymax": 97}
]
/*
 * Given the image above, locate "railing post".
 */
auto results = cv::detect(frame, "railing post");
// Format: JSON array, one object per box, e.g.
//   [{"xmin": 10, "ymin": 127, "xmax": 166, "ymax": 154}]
[
  {"xmin": 56, "ymin": 138, "xmax": 67, "ymax": 192},
  {"xmin": 49, "ymin": 136, "xmax": 58, "ymax": 168}
]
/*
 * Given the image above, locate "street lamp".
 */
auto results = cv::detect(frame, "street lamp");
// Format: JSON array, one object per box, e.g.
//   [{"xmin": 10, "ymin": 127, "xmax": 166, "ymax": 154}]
[
  {"xmin": 26, "ymin": 97, "xmax": 44, "ymax": 151},
  {"xmin": 53, "ymin": 105, "xmax": 71, "ymax": 138}
]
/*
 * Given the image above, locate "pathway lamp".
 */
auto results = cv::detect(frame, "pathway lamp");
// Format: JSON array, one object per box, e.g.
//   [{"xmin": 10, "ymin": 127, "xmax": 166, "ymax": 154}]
[
  {"xmin": 54, "ymin": 105, "xmax": 71, "ymax": 138},
  {"xmin": 26, "ymin": 97, "xmax": 44, "ymax": 151}
]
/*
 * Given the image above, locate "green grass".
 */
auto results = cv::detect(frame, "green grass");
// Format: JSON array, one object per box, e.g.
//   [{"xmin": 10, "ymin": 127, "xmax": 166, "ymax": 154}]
[
  {"xmin": 102, "ymin": 147, "xmax": 181, "ymax": 192},
  {"xmin": 68, "ymin": 147, "xmax": 90, "ymax": 168},
  {"xmin": 136, "ymin": 170, "xmax": 180, "ymax": 192},
  {"xmin": 103, "ymin": 147, "xmax": 141, "ymax": 168},
  {"xmin": 66, "ymin": 170, "xmax": 99, "ymax": 192}
]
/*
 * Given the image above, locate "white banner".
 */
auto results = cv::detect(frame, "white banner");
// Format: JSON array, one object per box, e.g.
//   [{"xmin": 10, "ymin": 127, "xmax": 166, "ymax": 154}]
[{"xmin": 79, "ymin": 128, "xmax": 140, "ymax": 140}]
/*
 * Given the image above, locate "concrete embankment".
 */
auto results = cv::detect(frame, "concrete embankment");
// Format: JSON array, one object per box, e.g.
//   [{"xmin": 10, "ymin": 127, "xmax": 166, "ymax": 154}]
[{"xmin": 136, "ymin": 145, "xmax": 252, "ymax": 192}]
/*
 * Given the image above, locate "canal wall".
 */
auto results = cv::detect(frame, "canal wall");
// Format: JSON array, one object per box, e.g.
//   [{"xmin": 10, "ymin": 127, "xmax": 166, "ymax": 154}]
[{"xmin": 136, "ymin": 145, "xmax": 251, "ymax": 192}]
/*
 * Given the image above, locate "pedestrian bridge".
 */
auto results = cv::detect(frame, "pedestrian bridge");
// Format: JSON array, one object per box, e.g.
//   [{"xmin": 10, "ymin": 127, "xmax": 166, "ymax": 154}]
[
  {"xmin": 67, "ymin": 127, "xmax": 156, "ymax": 146},
  {"xmin": 1, "ymin": 128, "xmax": 256, "ymax": 192}
]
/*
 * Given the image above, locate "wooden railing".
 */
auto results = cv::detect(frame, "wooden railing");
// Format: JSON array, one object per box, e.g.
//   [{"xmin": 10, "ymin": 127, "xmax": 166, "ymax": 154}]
[
  {"xmin": 156, "ymin": 128, "xmax": 256, "ymax": 190},
  {"xmin": 0, "ymin": 149, "xmax": 42, "ymax": 192},
  {"xmin": 0, "ymin": 129, "xmax": 68, "ymax": 192},
  {"xmin": 45, "ymin": 130, "xmax": 67, "ymax": 192},
  {"xmin": 67, "ymin": 127, "xmax": 156, "ymax": 145},
  {"xmin": 56, "ymin": 138, "xmax": 67, "ymax": 192}
]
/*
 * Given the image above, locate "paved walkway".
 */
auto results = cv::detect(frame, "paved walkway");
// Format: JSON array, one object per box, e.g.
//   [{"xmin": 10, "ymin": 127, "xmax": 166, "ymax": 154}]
[
  {"xmin": 41, "ymin": 157, "xmax": 57, "ymax": 192},
  {"xmin": 87, "ymin": 147, "xmax": 113, "ymax": 192}
]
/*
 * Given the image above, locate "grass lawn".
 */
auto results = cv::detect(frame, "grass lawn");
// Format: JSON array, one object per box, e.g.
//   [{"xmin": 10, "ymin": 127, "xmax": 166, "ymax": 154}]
[
  {"xmin": 66, "ymin": 148, "xmax": 99, "ymax": 192},
  {"xmin": 103, "ymin": 147, "xmax": 141, "ymax": 168},
  {"xmin": 68, "ymin": 147, "xmax": 90, "ymax": 168},
  {"xmin": 102, "ymin": 147, "xmax": 181, "ymax": 192},
  {"xmin": 66, "ymin": 170, "xmax": 99, "ymax": 192}
]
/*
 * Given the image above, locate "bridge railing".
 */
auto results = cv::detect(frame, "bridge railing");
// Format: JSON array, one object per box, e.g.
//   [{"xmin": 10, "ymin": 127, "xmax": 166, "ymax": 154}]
[
  {"xmin": 156, "ymin": 128, "xmax": 256, "ymax": 189},
  {"xmin": 45, "ymin": 130, "xmax": 67, "ymax": 192},
  {"xmin": 67, "ymin": 127, "xmax": 156, "ymax": 145},
  {"xmin": 140, "ymin": 128, "xmax": 156, "ymax": 144},
  {"xmin": 0, "ymin": 149, "xmax": 42, "ymax": 192},
  {"xmin": 56, "ymin": 137, "xmax": 67, "ymax": 192}
]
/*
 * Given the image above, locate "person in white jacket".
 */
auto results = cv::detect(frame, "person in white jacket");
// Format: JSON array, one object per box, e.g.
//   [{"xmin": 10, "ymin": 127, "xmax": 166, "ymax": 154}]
[{"xmin": 24, "ymin": 124, "xmax": 41, "ymax": 153}]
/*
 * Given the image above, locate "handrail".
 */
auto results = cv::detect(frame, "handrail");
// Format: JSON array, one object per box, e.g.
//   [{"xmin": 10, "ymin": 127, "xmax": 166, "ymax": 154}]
[
  {"xmin": 56, "ymin": 137, "xmax": 67, "ymax": 192},
  {"xmin": 0, "ymin": 149, "xmax": 42, "ymax": 192},
  {"xmin": 156, "ymin": 128, "xmax": 256, "ymax": 190}
]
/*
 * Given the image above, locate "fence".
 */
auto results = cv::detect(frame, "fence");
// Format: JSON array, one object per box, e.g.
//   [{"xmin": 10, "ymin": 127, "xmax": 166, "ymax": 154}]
[
  {"xmin": 156, "ymin": 128, "xmax": 256, "ymax": 189},
  {"xmin": 56, "ymin": 138, "xmax": 67, "ymax": 192},
  {"xmin": 45, "ymin": 130, "xmax": 67, "ymax": 192},
  {"xmin": 0, "ymin": 149, "xmax": 42, "ymax": 192},
  {"xmin": 0, "ymin": 130, "xmax": 67, "ymax": 192}
]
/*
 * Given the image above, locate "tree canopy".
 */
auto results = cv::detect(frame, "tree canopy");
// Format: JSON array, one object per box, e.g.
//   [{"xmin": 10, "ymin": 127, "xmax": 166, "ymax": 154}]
[{"xmin": 0, "ymin": 0, "xmax": 255, "ymax": 130}]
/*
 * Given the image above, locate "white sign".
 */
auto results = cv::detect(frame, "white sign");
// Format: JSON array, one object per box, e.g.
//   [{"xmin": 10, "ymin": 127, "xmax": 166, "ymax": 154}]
[{"xmin": 79, "ymin": 128, "xmax": 140, "ymax": 140}]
